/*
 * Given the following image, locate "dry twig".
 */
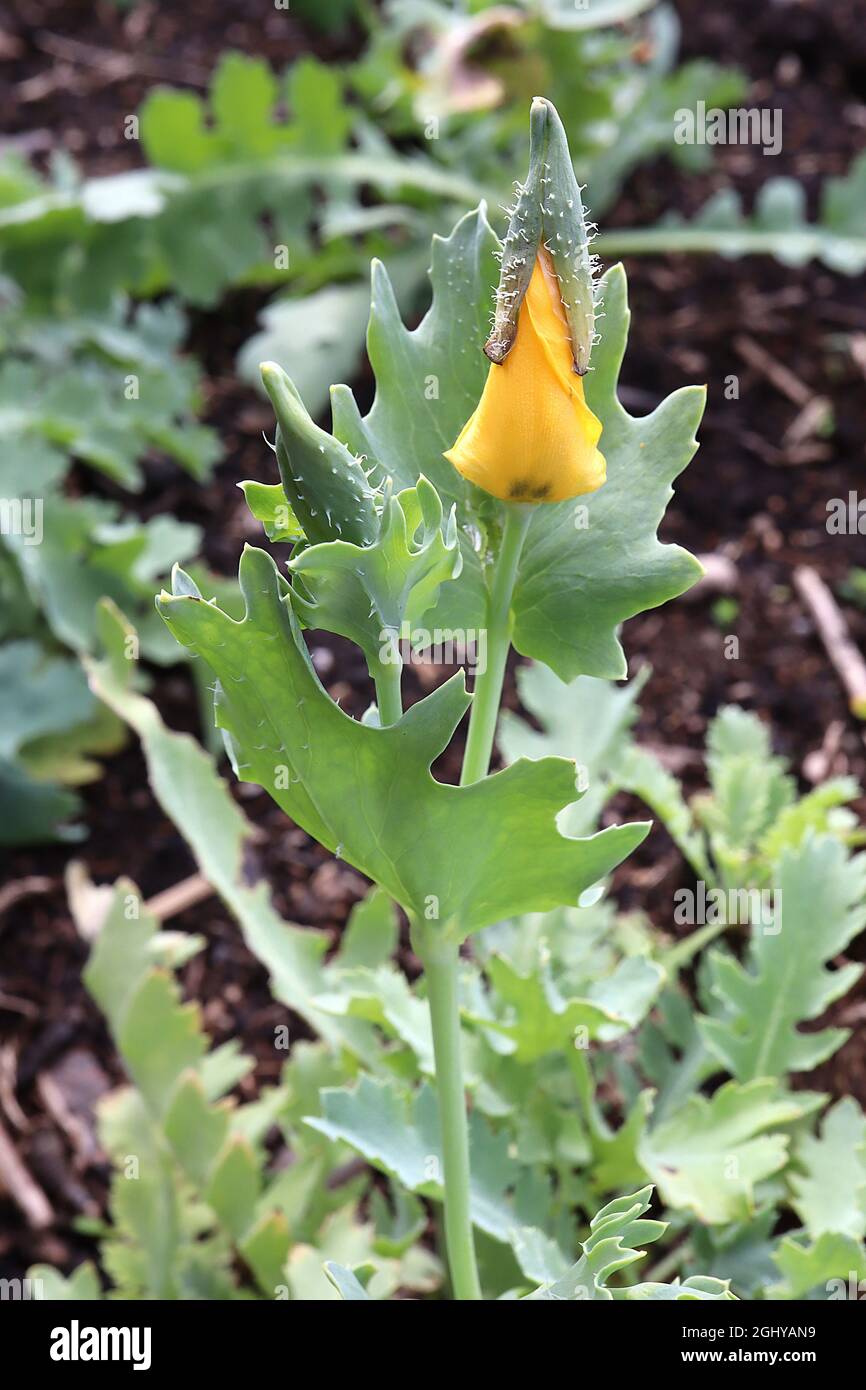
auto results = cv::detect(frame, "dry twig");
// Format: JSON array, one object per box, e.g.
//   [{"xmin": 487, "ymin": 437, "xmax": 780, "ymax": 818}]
[
  {"xmin": 0, "ymin": 1115, "xmax": 53, "ymax": 1229},
  {"xmin": 794, "ymin": 566, "xmax": 866, "ymax": 719}
]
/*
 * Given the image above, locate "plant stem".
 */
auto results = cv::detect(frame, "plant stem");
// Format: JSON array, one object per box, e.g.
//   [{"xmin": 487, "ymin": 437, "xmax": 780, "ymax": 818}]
[
  {"xmin": 422, "ymin": 936, "xmax": 482, "ymax": 1301},
  {"xmin": 661, "ymin": 913, "xmax": 727, "ymax": 973},
  {"xmin": 372, "ymin": 654, "xmax": 403, "ymax": 726},
  {"xmin": 461, "ymin": 503, "xmax": 534, "ymax": 785},
  {"xmin": 416, "ymin": 503, "xmax": 534, "ymax": 1301}
]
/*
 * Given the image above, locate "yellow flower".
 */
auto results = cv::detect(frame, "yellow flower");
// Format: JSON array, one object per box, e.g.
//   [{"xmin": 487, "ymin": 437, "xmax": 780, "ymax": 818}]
[{"xmin": 444, "ymin": 250, "xmax": 606, "ymax": 504}]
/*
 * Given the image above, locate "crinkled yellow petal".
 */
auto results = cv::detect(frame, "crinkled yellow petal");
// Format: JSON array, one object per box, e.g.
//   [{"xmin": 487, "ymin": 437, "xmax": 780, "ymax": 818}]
[{"xmin": 444, "ymin": 251, "xmax": 605, "ymax": 504}]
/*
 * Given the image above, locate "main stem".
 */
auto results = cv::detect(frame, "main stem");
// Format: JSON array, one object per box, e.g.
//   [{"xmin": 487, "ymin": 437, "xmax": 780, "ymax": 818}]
[
  {"xmin": 461, "ymin": 503, "xmax": 533, "ymax": 785},
  {"xmin": 422, "ymin": 502, "xmax": 533, "ymax": 1302},
  {"xmin": 423, "ymin": 936, "xmax": 482, "ymax": 1301},
  {"xmin": 372, "ymin": 653, "xmax": 403, "ymax": 727}
]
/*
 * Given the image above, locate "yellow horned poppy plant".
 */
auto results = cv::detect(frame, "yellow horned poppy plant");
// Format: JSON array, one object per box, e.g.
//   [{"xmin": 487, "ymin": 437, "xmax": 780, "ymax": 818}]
[{"xmin": 445, "ymin": 250, "xmax": 606, "ymax": 504}]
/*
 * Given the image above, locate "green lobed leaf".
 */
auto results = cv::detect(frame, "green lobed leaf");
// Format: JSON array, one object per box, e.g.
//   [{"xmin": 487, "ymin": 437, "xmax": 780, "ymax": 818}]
[
  {"xmin": 599, "ymin": 161, "xmax": 866, "ymax": 276},
  {"xmin": 324, "ymin": 1261, "xmax": 373, "ymax": 1300},
  {"xmin": 158, "ymin": 544, "xmax": 648, "ymax": 936},
  {"xmin": 499, "ymin": 663, "xmax": 647, "ymax": 834},
  {"xmin": 338, "ymin": 888, "xmax": 399, "ymax": 970},
  {"xmin": 305, "ymin": 1072, "xmax": 546, "ymax": 1245},
  {"xmin": 770, "ymin": 1232, "xmax": 866, "ymax": 1301},
  {"xmin": 80, "ymin": 878, "xmax": 304, "ymax": 1297},
  {"xmin": 698, "ymin": 835, "xmax": 866, "ymax": 1081},
  {"xmin": 289, "ymin": 475, "xmax": 463, "ymax": 670},
  {"xmin": 290, "ymin": 1203, "xmax": 440, "ymax": 1300},
  {"xmin": 27, "ymin": 1262, "xmax": 102, "ymax": 1301},
  {"xmin": 238, "ymin": 481, "xmax": 305, "ymax": 544},
  {"xmin": 524, "ymin": 1185, "xmax": 731, "ymax": 1300},
  {"xmin": 85, "ymin": 599, "xmax": 378, "ymax": 1063},
  {"xmin": 512, "ymin": 263, "xmax": 703, "ymax": 680},
  {"xmin": 639, "ymin": 1079, "xmax": 808, "ymax": 1225},
  {"xmin": 789, "ymin": 1099, "xmax": 866, "ymax": 1242},
  {"xmin": 472, "ymin": 953, "xmax": 663, "ymax": 1062},
  {"xmin": 696, "ymin": 707, "xmax": 794, "ymax": 874}
]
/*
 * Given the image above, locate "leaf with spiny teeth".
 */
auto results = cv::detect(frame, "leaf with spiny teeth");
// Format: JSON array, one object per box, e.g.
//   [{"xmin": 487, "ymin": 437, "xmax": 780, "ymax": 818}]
[
  {"xmin": 260, "ymin": 361, "xmax": 380, "ymax": 548},
  {"xmin": 289, "ymin": 475, "xmax": 463, "ymax": 668}
]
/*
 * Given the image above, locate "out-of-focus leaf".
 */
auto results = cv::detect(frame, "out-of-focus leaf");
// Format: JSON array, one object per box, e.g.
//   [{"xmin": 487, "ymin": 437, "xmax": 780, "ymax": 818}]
[
  {"xmin": 639, "ymin": 1080, "xmax": 808, "ymax": 1225},
  {"xmin": 370, "ymin": 1182, "xmax": 427, "ymax": 1257},
  {"xmin": 525, "ymin": 0, "xmax": 654, "ymax": 30},
  {"xmin": 315, "ymin": 963, "xmax": 435, "ymax": 1073},
  {"xmin": 324, "ymin": 1261, "xmax": 373, "ymax": 1300},
  {"xmin": 617, "ymin": 745, "xmax": 712, "ymax": 880},
  {"xmin": 499, "ymin": 664, "xmax": 647, "ymax": 833},
  {"xmin": 239, "ymin": 249, "xmax": 427, "ymax": 425},
  {"xmin": 239, "ymin": 281, "xmax": 374, "ymax": 421},
  {"xmin": 471, "ymin": 953, "xmax": 662, "ymax": 1062},
  {"xmin": 770, "ymin": 1232, "xmax": 866, "ymax": 1300},
  {"xmin": 0, "ymin": 312, "xmax": 220, "ymax": 489},
  {"xmin": 305, "ymin": 1072, "xmax": 549, "ymax": 1244},
  {"xmin": 0, "ymin": 640, "xmax": 124, "ymax": 843},
  {"xmin": 338, "ymin": 888, "xmax": 399, "ymax": 971},
  {"xmin": 698, "ymin": 836, "xmax": 866, "ymax": 1081},
  {"xmin": 789, "ymin": 1100, "xmax": 866, "ymax": 1242},
  {"xmin": 289, "ymin": 1203, "xmax": 440, "ymax": 1300},
  {"xmin": 9, "ymin": 494, "xmax": 200, "ymax": 658},
  {"xmin": 599, "ymin": 164, "xmax": 866, "ymax": 275},
  {"xmin": 27, "ymin": 1262, "xmax": 103, "ymax": 1301},
  {"xmin": 689, "ymin": 1207, "xmax": 781, "ymax": 1301}
]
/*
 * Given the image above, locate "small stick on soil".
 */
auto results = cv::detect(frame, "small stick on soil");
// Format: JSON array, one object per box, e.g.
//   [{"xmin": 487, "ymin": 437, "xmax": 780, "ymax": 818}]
[
  {"xmin": 0, "ymin": 1115, "xmax": 53, "ymax": 1229},
  {"xmin": 735, "ymin": 336, "xmax": 832, "ymax": 453},
  {"xmin": 783, "ymin": 395, "xmax": 832, "ymax": 448},
  {"xmin": 0, "ymin": 876, "xmax": 54, "ymax": 921},
  {"xmin": 803, "ymin": 719, "xmax": 846, "ymax": 784},
  {"xmin": 145, "ymin": 873, "xmax": 214, "ymax": 922},
  {"xmin": 735, "ymin": 335, "xmax": 813, "ymax": 406},
  {"xmin": 847, "ymin": 334, "xmax": 866, "ymax": 382},
  {"xmin": 34, "ymin": 31, "xmax": 212, "ymax": 86},
  {"xmin": 0, "ymin": 1046, "xmax": 30, "ymax": 1132},
  {"xmin": 794, "ymin": 566, "xmax": 866, "ymax": 720}
]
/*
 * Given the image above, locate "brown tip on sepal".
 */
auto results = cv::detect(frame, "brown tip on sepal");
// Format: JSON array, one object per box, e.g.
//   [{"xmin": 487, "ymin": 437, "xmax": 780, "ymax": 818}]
[{"xmin": 483, "ymin": 334, "xmax": 514, "ymax": 364}]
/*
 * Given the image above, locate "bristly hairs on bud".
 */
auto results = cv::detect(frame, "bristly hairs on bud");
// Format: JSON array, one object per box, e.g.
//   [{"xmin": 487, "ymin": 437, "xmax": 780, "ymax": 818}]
[{"xmin": 484, "ymin": 97, "xmax": 600, "ymax": 376}]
